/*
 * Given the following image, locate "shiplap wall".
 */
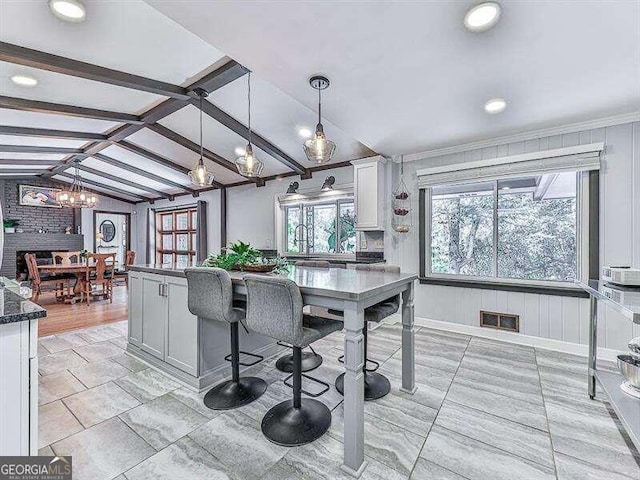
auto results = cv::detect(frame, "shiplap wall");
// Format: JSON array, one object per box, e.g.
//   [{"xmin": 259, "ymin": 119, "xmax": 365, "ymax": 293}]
[{"xmin": 386, "ymin": 121, "xmax": 640, "ymax": 351}]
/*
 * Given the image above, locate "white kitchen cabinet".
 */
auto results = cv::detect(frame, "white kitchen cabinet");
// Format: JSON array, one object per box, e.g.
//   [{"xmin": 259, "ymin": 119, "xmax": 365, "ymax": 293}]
[
  {"xmin": 352, "ymin": 156, "xmax": 387, "ymax": 231},
  {"xmin": 128, "ymin": 272, "xmax": 198, "ymax": 375}
]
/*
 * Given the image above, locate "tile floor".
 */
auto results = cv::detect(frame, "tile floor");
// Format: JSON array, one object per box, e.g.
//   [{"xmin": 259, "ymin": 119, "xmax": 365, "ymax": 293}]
[{"xmin": 37, "ymin": 320, "xmax": 640, "ymax": 480}]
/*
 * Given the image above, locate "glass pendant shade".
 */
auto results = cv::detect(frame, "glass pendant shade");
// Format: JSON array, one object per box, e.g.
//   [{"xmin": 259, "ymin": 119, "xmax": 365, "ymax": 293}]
[
  {"xmin": 56, "ymin": 165, "xmax": 98, "ymax": 208},
  {"xmin": 235, "ymin": 143, "xmax": 264, "ymax": 177},
  {"xmin": 188, "ymin": 159, "xmax": 214, "ymax": 187},
  {"xmin": 304, "ymin": 124, "xmax": 337, "ymax": 164}
]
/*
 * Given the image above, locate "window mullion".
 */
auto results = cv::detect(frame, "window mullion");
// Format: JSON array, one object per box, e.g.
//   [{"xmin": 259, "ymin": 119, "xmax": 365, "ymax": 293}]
[{"xmin": 493, "ymin": 181, "xmax": 499, "ymax": 278}]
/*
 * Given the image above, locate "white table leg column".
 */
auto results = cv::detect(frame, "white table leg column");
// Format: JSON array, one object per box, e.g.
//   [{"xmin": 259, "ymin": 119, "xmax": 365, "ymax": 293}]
[
  {"xmin": 341, "ymin": 301, "xmax": 367, "ymax": 477},
  {"xmin": 401, "ymin": 281, "xmax": 416, "ymax": 394}
]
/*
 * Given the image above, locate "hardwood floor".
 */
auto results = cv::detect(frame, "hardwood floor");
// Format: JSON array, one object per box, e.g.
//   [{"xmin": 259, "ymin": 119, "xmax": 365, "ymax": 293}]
[{"xmin": 37, "ymin": 284, "xmax": 128, "ymax": 337}]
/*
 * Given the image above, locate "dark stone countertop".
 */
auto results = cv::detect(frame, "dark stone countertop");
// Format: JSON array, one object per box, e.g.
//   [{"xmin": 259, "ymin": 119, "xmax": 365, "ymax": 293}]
[{"xmin": 0, "ymin": 287, "xmax": 47, "ymax": 324}]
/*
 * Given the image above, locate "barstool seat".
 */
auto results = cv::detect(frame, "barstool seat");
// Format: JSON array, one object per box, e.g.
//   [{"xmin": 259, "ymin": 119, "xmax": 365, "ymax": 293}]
[
  {"xmin": 185, "ymin": 267, "xmax": 267, "ymax": 410},
  {"xmin": 245, "ymin": 274, "xmax": 342, "ymax": 446}
]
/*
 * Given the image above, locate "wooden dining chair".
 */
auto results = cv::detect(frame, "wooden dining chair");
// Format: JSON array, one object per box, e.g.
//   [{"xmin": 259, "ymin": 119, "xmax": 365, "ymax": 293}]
[
  {"xmin": 114, "ymin": 250, "xmax": 136, "ymax": 287},
  {"xmin": 82, "ymin": 253, "xmax": 116, "ymax": 305},
  {"xmin": 52, "ymin": 251, "xmax": 81, "ymax": 265},
  {"xmin": 25, "ymin": 253, "xmax": 66, "ymax": 303}
]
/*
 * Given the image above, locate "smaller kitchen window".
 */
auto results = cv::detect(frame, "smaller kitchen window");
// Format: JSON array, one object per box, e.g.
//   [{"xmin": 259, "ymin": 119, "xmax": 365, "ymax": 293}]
[
  {"xmin": 284, "ymin": 198, "xmax": 356, "ymax": 255},
  {"xmin": 156, "ymin": 207, "xmax": 197, "ymax": 267}
]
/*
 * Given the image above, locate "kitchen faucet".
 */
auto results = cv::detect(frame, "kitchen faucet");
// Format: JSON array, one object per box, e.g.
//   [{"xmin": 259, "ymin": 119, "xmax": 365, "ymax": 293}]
[{"xmin": 292, "ymin": 223, "xmax": 310, "ymax": 254}]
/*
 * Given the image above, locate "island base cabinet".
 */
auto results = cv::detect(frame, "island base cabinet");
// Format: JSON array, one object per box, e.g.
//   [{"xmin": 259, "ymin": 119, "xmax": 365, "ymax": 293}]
[{"xmin": 128, "ymin": 272, "xmax": 198, "ymax": 376}]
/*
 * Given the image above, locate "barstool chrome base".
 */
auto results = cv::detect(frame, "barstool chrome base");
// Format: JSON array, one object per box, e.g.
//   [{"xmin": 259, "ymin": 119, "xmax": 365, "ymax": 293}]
[
  {"xmin": 203, "ymin": 376, "xmax": 268, "ymax": 410},
  {"xmin": 261, "ymin": 398, "xmax": 331, "ymax": 446},
  {"xmin": 276, "ymin": 351, "xmax": 322, "ymax": 373},
  {"xmin": 335, "ymin": 371, "xmax": 391, "ymax": 401}
]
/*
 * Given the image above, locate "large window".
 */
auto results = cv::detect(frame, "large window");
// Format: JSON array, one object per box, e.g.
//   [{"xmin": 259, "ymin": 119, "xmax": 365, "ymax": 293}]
[
  {"xmin": 284, "ymin": 198, "xmax": 356, "ymax": 255},
  {"xmin": 428, "ymin": 172, "xmax": 579, "ymax": 283},
  {"xmin": 156, "ymin": 207, "xmax": 197, "ymax": 267}
]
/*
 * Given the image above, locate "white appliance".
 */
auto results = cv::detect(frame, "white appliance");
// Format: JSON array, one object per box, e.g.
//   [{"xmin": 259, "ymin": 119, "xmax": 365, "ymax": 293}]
[
  {"xmin": 602, "ymin": 267, "xmax": 640, "ymax": 287},
  {"xmin": 600, "ymin": 284, "xmax": 640, "ymax": 307}
]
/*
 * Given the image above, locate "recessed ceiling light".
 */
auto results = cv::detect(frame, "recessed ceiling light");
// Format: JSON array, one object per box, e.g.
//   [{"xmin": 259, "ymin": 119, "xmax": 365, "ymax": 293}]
[
  {"xmin": 484, "ymin": 98, "xmax": 507, "ymax": 114},
  {"xmin": 234, "ymin": 146, "xmax": 246, "ymax": 156},
  {"xmin": 464, "ymin": 2, "xmax": 501, "ymax": 32},
  {"xmin": 298, "ymin": 128, "xmax": 312, "ymax": 138},
  {"xmin": 48, "ymin": 0, "xmax": 86, "ymax": 22},
  {"xmin": 11, "ymin": 74, "xmax": 38, "ymax": 87}
]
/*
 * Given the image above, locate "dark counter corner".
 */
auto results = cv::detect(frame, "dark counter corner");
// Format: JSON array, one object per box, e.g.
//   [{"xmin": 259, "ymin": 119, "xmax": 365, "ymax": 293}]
[{"xmin": 0, "ymin": 288, "xmax": 47, "ymax": 324}]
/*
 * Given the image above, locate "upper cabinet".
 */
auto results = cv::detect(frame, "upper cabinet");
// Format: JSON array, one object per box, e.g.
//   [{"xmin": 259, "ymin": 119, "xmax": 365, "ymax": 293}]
[{"xmin": 352, "ymin": 156, "xmax": 387, "ymax": 231}]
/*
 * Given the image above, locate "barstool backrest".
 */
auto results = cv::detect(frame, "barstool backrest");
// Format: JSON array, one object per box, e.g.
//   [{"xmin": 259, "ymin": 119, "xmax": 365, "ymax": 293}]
[
  {"xmin": 294, "ymin": 260, "xmax": 330, "ymax": 268},
  {"xmin": 354, "ymin": 264, "xmax": 400, "ymax": 274},
  {"xmin": 244, "ymin": 274, "xmax": 305, "ymax": 347},
  {"xmin": 184, "ymin": 267, "xmax": 239, "ymax": 324}
]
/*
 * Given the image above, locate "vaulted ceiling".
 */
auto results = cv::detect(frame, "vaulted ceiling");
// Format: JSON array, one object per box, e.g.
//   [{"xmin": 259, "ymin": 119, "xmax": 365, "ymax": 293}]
[{"xmin": 0, "ymin": 0, "xmax": 375, "ymax": 204}]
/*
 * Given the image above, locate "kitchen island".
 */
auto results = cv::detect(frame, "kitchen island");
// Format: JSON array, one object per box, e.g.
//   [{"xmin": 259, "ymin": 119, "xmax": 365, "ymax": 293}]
[
  {"xmin": 127, "ymin": 263, "xmax": 417, "ymax": 477},
  {"xmin": 0, "ymin": 281, "xmax": 47, "ymax": 456}
]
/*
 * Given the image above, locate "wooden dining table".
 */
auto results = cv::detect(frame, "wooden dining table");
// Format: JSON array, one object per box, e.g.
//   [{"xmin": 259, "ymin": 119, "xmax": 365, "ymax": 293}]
[{"xmin": 38, "ymin": 262, "xmax": 96, "ymax": 301}]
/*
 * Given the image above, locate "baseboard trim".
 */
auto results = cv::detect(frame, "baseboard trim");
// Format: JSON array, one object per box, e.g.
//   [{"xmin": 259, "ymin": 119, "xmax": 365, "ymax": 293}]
[{"xmin": 392, "ymin": 315, "xmax": 623, "ymax": 362}]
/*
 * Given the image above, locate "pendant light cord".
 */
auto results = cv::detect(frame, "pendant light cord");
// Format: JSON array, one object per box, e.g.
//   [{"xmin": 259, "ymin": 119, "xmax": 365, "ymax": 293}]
[
  {"xmin": 317, "ymin": 85, "xmax": 322, "ymax": 126},
  {"xmin": 247, "ymin": 72, "xmax": 252, "ymax": 146},
  {"xmin": 199, "ymin": 92, "xmax": 204, "ymax": 165}
]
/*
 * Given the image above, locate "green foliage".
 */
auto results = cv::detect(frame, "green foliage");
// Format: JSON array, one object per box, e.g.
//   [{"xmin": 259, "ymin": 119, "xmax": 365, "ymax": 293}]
[
  {"xmin": 202, "ymin": 241, "xmax": 290, "ymax": 273},
  {"xmin": 3, "ymin": 219, "xmax": 19, "ymax": 228},
  {"xmin": 327, "ymin": 209, "xmax": 356, "ymax": 253}
]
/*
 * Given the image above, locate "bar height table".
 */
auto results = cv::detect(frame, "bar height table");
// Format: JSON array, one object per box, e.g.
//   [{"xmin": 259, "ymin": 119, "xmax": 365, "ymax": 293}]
[{"xmin": 576, "ymin": 279, "xmax": 640, "ymax": 451}]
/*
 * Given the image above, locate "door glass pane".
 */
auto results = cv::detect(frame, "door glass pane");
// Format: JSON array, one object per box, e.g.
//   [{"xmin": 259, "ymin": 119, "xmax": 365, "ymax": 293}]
[
  {"xmin": 162, "ymin": 234, "xmax": 173, "ymax": 250},
  {"xmin": 161, "ymin": 214, "xmax": 172, "ymax": 231},
  {"xmin": 191, "ymin": 233, "xmax": 197, "ymax": 251},
  {"xmin": 190, "ymin": 211, "xmax": 197, "ymax": 229},
  {"xmin": 176, "ymin": 234, "xmax": 189, "ymax": 251},
  {"xmin": 310, "ymin": 204, "xmax": 336, "ymax": 254},
  {"xmin": 162, "ymin": 254, "xmax": 173, "ymax": 264},
  {"xmin": 338, "ymin": 202, "xmax": 356, "ymax": 253},
  {"xmin": 176, "ymin": 212, "xmax": 189, "ymax": 230},
  {"xmin": 286, "ymin": 206, "xmax": 301, "ymax": 253},
  {"xmin": 431, "ymin": 182, "xmax": 494, "ymax": 276},
  {"xmin": 497, "ymin": 173, "xmax": 577, "ymax": 281}
]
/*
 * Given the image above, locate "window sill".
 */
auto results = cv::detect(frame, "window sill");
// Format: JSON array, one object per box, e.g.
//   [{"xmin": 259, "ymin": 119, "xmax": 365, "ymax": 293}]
[{"xmin": 418, "ymin": 277, "xmax": 588, "ymax": 298}]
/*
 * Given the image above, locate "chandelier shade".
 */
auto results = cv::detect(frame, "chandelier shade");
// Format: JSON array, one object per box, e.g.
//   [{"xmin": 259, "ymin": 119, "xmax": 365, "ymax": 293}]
[
  {"xmin": 188, "ymin": 88, "xmax": 215, "ymax": 187},
  {"xmin": 235, "ymin": 72, "xmax": 264, "ymax": 177},
  {"xmin": 303, "ymin": 75, "xmax": 336, "ymax": 164},
  {"xmin": 56, "ymin": 163, "xmax": 98, "ymax": 208}
]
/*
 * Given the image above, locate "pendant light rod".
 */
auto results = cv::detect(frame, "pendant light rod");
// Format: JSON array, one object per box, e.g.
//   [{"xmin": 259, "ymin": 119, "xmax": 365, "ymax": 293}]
[{"xmin": 247, "ymin": 71, "xmax": 252, "ymax": 146}]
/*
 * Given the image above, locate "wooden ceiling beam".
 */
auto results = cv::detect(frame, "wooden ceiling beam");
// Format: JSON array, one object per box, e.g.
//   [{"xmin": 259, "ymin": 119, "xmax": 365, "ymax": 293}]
[
  {"xmin": 74, "ymin": 162, "xmax": 173, "ymax": 200},
  {"xmin": 0, "ymin": 144, "xmax": 85, "ymax": 154},
  {"xmin": 0, "ymin": 96, "xmax": 142, "ymax": 124},
  {"xmin": 0, "ymin": 125, "xmax": 108, "ymax": 141},
  {"xmin": 194, "ymin": 98, "xmax": 307, "ymax": 175},
  {"xmin": 0, "ymin": 159, "xmax": 58, "ymax": 165},
  {"xmin": 0, "ymin": 42, "xmax": 190, "ymax": 100},
  {"xmin": 92, "ymin": 152, "xmax": 198, "ymax": 195},
  {"xmin": 56, "ymin": 171, "xmax": 148, "ymax": 202},
  {"xmin": 0, "ymin": 168, "xmax": 48, "ymax": 175}
]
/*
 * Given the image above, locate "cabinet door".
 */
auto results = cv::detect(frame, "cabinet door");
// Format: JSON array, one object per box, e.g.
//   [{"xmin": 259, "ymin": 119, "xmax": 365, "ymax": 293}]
[
  {"xmin": 128, "ymin": 272, "xmax": 143, "ymax": 347},
  {"xmin": 354, "ymin": 162, "xmax": 380, "ymax": 230},
  {"xmin": 164, "ymin": 276, "xmax": 198, "ymax": 375},
  {"xmin": 141, "ymin": 273, "xmax": 166, "ymax": 359}
]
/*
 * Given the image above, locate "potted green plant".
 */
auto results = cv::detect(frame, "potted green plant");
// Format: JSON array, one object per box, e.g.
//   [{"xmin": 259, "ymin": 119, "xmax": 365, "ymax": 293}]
[
  {"xmin": 203, "ymin": 241, "xmax": 290, "ymax": 273},
  {"xmin": 3, "ymin": 219, "xmax": 19, "ymax": 234}
]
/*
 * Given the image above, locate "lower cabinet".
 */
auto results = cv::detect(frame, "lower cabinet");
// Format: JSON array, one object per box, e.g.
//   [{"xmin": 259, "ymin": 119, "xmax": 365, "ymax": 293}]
[{"xmin": 128, "ymin": 272, "xmax": 198, "ymax": 375}]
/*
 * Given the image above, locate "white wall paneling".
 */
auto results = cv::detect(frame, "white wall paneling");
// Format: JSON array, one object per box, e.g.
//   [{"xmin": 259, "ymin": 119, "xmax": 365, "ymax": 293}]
[
  {"xmin": 81, "ymin": 196, "xmax": 135, "ymax": 253},
  {"xmin": 391, "ymin": 121, "xmax": 640, "ymax": 351}
]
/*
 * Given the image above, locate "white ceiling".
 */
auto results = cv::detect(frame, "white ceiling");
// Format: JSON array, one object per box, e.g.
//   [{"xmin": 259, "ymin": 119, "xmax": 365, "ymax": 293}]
[{"xmin": 147, "ymin": 0, "xmax": 640, "ymax": 155}]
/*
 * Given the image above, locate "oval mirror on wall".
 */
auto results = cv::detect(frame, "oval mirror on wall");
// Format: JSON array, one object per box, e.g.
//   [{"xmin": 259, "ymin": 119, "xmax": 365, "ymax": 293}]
[{"xmin": 100, "ymin": 220, "xmax": 116, "ymax": 243}]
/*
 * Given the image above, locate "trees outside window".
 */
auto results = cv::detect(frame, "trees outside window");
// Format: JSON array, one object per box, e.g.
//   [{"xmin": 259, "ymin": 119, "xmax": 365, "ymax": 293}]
[{"xmin": 430, "ymin": 172, "xmax": 578, "ymax": 282}]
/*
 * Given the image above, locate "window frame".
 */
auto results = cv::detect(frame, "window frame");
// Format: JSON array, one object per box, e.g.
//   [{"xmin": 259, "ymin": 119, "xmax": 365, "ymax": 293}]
[
  {"xmin": 420, "ymin": 171, "xmax": 593, "ymax": 292},
  {"xmin": 282, "ymin": 196, "xmax": 356, "ymax": 257},
  {"xmin": 155, "ymin": 207, "xmax": 198, "ymax": 265}
]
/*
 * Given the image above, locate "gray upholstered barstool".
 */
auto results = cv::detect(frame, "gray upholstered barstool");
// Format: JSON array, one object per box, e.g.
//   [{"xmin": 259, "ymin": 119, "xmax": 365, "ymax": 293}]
[
  {"xmin": 244, "ymin": 274, "xmax": 342, "ymax": 446},
  {"xmin": 272, "ymin": 260, "xmax": 332, "ymax": 374},
  {"xmin": 185, "ymin": 267, "xmax": 268, "ymax": 410},
  {"xmin": 333, "ymin": 264, "xmax": 401, "ymax": 400}
]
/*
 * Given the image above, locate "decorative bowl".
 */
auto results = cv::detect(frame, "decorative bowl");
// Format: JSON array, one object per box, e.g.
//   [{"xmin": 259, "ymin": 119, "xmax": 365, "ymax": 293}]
[
  {"xmin": 241, "ymin": 264, "xmax": 276, "ymax": 273},
  {"xmin": 617, "ymin": 354, "xmax": 640, "ymax": 388}
]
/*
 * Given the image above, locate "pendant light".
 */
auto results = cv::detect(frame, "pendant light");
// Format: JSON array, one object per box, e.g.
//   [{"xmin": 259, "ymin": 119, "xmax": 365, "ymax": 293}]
[
  {"xmin": 56, "ymin": 161, "xmax": 98, "ymax": 208},
  {"xmin": 303, "ymin": 75, "xmax": 336, "ymax": 164},
  {"xmin": 188, "ymin": 88, "xmax": 215, "ymax": 187},
  {"xmin": 235, "ymin": 72, "xmax": 264, "ymax": 177}
]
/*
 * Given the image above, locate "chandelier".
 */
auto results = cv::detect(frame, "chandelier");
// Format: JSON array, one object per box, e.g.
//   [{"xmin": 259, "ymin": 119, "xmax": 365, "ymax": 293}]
[
  {"xmin": 303, "ymin": 75, "xmax": 336, "ymax": 164},
  {"xmin": 188, "ymin": 88, "xmax": 215, "ymax": 187},
  {"xmin": 56, "ymin": 163, "xmax": 98, "ymax": 208},
  {"xmin": 235, "ymin": 72, "xmax": 264, "ymax": 177}
]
